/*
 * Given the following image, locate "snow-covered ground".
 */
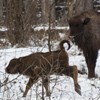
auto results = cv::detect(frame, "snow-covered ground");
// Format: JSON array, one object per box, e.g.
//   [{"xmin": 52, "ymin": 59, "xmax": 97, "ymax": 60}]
[
  {"xmin": 0, "ymin": 26, "xmax": 8, "ymax": 32},
  {"xmin": 0, "ymin": 26, "xmax": 100, "ymax": 100},
  {"xmin": 0, "ymin": 43, "xmax": 100, "ymax": 100}
]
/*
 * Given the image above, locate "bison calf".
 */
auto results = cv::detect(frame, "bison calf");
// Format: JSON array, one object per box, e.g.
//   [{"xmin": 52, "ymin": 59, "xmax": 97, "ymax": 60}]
[{"xmin": 5, "ymin": 40, "xmax": 81, "ymax": 97}]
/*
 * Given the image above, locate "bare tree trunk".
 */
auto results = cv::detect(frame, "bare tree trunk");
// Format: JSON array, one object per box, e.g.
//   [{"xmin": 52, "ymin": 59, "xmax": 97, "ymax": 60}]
[
  {"xmin": 74, "ymin": 0, "xmax": 93, "ymax": 15},
  {"xmin": 14, "ymin": 0, "xmax": 25, "ymax": 44},
  {"xmin": 67, "ymin": 0, "xmax": 75, "ymax": 18},
  {"xmin": 41, "ymin": 0, "xmax": 55, "ymax": 24},
  {"xmin": 67, "ymin": 0, "xmax": 94, "ymax": 18},
  {"xmin": 6, "ymin": 0, "xmax": 25, "ymax": 46},
  {"xmin": 5, "ymin": 0, "xmax": 36, "ymax": 46}
]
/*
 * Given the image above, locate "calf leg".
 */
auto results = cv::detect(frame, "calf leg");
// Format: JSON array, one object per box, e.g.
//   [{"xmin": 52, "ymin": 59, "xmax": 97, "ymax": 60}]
[
  {"xmin": 43, "ymin": 77, "xmax": 51, "ymax": 96},
  {"xmin": 71, "ymin": 65, "xmax": 81, "ymax": 95},
  {"xmin": 65, "ymin": 65, "xmax": 81, "ymax": 95},
  {"xmin": 23, "ymin": 77, "xmax": 38, "ymax": 97}
]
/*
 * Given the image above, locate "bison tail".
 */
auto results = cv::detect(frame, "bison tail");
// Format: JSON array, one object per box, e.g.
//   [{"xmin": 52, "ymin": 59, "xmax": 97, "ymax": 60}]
[{"xmin": 59, "ymin": 40, "xmax": 71, "ymax": 50}]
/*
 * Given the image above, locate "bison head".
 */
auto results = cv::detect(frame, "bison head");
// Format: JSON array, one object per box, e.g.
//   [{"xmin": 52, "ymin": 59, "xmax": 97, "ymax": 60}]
[
  {"xmin": 68, "ymin": 16, "xmax": 90, "ymax": 37},
  {"xmin": 5, "ymin": 58, "xmax": 21, "ymax": 74}
]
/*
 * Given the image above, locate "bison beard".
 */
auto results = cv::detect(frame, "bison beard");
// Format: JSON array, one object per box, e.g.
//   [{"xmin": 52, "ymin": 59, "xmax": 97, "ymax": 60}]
[
  {"xmin": 5, "ymin": 40, "xmax": 81, "ymax": 97},
  {"xmin": 68, "ymin": 11, "xmax": 100, "ymax": 78}
]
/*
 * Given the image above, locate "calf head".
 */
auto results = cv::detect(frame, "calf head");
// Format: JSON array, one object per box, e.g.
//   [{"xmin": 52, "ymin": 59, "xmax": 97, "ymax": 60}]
[
  {"xmin": 5, "ymin": 58, "xmax": 21, "ymax": 74},
  {"xmin": 68, "ymin": 16, "xmax": 90, "ymax": 36}
]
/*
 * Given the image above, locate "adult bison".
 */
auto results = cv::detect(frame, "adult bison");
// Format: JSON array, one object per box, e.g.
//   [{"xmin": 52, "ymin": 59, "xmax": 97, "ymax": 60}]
[{"xmin": 68, "ymin": 11, "xmax": 100, "ymax": 78}]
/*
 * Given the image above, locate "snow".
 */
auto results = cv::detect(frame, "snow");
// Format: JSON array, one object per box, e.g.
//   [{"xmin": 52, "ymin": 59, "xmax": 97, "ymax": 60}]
[
  {"xmin": 0, "ymin": 44, "xmax": 100, "ymax": 100},
  {"xmin": 32, "ymin": 25, "xmax": 69, "ymax": 31},
  {"xmin": 0, "ymin": 26, "xmax": 8, "ymax": 31},
  {"xmin": 0, "ymin": 25, "xmax": 69, "ymax": 32},
  {"xmin": 0, "ymin": 26, "xmax": 100, "ymax": 100}
]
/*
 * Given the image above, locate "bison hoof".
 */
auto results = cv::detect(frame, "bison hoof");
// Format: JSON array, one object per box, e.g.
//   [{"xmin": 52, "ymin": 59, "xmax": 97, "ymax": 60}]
[
  {"xmin": 75, "ymin": 88, "xmax": 81, "ymax": 96},
  {"xmin": 75, "ymin": 84, "xmax": 81, "ymax": 96},
  {"xmin": 22, "ymin": 94, "xmax": 26, "ymax": 97},
  {"xmin": 88, "ymin": 75, "xmax": 96, "ymax": 79}
]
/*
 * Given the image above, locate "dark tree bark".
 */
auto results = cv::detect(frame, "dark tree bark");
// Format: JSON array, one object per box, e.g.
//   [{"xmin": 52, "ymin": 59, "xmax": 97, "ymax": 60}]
[
  {"xmin": 74, "ymin": 0, "xmax": 93, "ymax": 15},
  {"xmin": 5, "ymin": 0, "xmax": 36, "ymax": 46},
  {"xmin": 67, "ymin": 0, "xmax": 94, "ymax": 18},
  {"xmin": 41, "ymin": 0, "xmax": 55, "ymax": 24},
  {"xmin": 5, "ymin": 0, "xmax": 25, "ymax": 46}
]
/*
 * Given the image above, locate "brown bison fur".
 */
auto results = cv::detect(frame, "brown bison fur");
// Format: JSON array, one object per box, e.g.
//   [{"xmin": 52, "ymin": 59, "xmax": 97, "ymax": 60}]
[
  {"xmin": 5, "ymin": 40, "xmax": 81, "ymax": 97},
  {"xmin": 68, "ymin": 10, "xmax": 100, "ymax": 78}
]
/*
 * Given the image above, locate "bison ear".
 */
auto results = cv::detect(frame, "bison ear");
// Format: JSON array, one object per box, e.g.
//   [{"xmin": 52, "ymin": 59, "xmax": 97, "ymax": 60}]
[{"xmin": 83, "ymin": 18, "xmax": 90, "ymax": 25}]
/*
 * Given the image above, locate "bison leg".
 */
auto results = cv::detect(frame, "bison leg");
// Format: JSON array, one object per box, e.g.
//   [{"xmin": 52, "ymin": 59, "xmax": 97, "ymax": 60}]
[
  {"xmin": 66, "ymin": 65, "xmax": 81, "ymax": 95},
  {"xmin": 42, "ymin": 77, "xmax": 51, "ymax": 96},
  {"xmin": 23, "ymin": 77, "xmax": 38, "ymax": 97},
  {"xmin": 83, "ymin": 49, "xmax": 98, "ymax": 78}
]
